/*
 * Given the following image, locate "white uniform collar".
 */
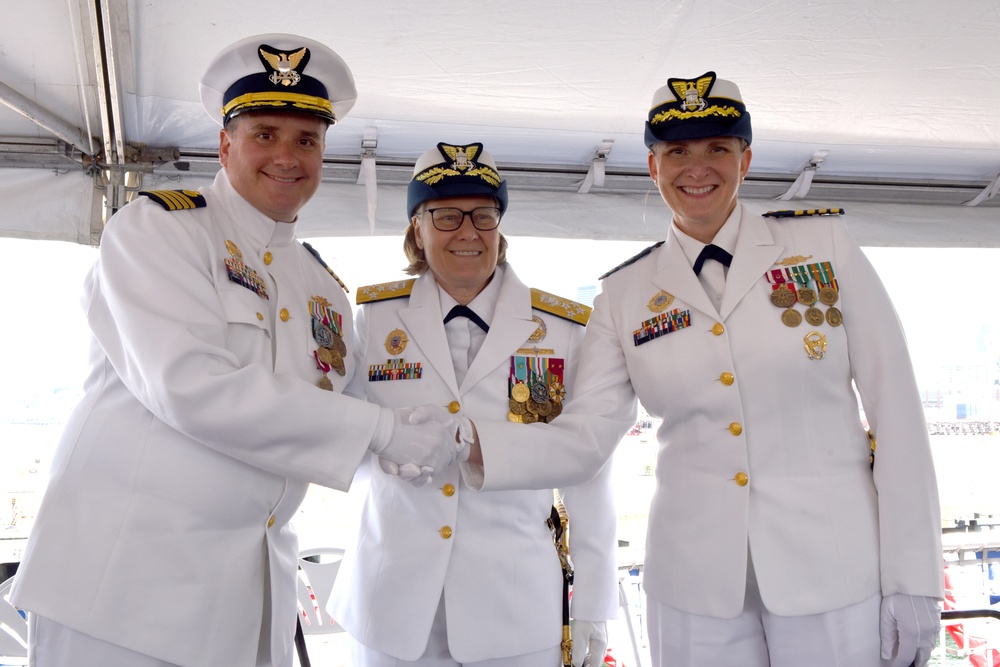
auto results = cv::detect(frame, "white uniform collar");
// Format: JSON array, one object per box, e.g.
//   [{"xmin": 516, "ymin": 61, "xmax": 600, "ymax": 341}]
[
  {"xmin": 436, "ymin": 263, "xmax": 505, "ymax": 326},
  {"xmin": 672, "ymin": 204, "xmax": 743, "ymax": 270},
  {"xmin": 212, "ymin": 169, "xmax": 297, "ymax": 251}
]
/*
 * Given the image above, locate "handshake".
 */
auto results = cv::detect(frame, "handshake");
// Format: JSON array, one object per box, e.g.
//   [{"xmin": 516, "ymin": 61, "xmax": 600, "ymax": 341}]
[{"xmin": 368, "ymin": 405, "xmax": 476, "ymax": 486}]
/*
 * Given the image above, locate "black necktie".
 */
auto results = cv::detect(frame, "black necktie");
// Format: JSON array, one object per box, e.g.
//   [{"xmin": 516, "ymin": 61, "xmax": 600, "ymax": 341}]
[
  {"xmin": 692, "ymin": 243, "xmax": 733, "ymax": 276},
  {"xmin": 443, "ymin": 305, "xmax": 490, "ymax": 333}
]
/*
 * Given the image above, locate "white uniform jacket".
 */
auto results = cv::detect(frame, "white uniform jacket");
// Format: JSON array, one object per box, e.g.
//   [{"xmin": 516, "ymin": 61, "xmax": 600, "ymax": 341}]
[
  {"xmin": 476, "ymin": 204, "xmax": 943, "ymax": 619},
  {"xmin": 11, "ymin": 170, "xmax": 378, "ymax": 667},
  {"xmin": 328, "ymin": 265, "xmax": 619, "ymax": 662}
]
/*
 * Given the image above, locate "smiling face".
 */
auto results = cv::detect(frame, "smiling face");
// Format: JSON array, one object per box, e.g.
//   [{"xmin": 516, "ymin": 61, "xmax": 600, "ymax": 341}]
[
  {"xmin": 219, "ymin": 112, "xmax": 327, "ymax": 222},
  {"xmin": 648, "ymin": 136, "xmax": 752, "ymax": 243},
  {"xmin": 412, "ymin": 195, "xmax": 501, "ymax": 303}
]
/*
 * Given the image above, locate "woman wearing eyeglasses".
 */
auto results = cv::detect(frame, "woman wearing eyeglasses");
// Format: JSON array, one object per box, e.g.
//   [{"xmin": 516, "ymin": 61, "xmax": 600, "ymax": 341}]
[{"xmin": 328, "ymin": 142, "xmax": 619, "ymax": 667}]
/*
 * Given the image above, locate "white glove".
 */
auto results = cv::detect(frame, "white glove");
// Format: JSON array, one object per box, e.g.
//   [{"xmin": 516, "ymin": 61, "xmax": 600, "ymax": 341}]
[
  {"xmin": 408, "ymin": 404, "xmax": 474, "ymax": 463},
  {"xmin": 369, "ymin": 407, "xmax": 457, "ymax": 486},
  {"xmin": 571, "ymin": 620, "xmax": 608, "ymax": 667},
  {"xmin": 879, "ymin": 594, "xmax": 940, "ymax": 667}
]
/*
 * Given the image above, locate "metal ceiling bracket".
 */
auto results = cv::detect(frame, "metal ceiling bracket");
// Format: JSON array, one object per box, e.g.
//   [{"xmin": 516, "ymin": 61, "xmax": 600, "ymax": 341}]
[
  {"xmin": 964, "ymin": 170, "xmax": 1000, "ymax": 206},
  {"xmin": 578, "ymin": 139, "xmax": 614, "ymax": 194},
  {"xmin": 358, "ymin": 127, "xmax": 378, "ymax": 231},
  {"xmin": 776, "ymin": 149, "xmax": 829, "ymax": 201}
]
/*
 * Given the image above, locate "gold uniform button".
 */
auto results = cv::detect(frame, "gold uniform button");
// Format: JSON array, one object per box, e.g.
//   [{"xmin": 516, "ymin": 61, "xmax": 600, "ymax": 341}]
[
  {"xmin": 263, "ymin": 251, "xmax": 272, "ymax": 265},
  {"xmin": 439, "ymin": 526, "xmax": 453, "ymax": 539},
  {"xmin": 447, "ymin": 401, "xmax": 461, "ymax": 414},
  {"xmin": 712, "ymin": 322, "xmax": 725, "ymax": 336},
  {"xmin": 279, "ymin": 308, "xmax": 289, "ymax": 322},
  {"xmin": 735, "ymin": 472, "xmax": 749, "ymax": 487},
  {"xmin": 267, "ymin": 515, "xmax": 275, "ymax": 528},
  {"xmin": 256, "ymin": 312, "xmax": 264, "ymax": 321},
  {"xmin": 729, "ymin": 422, "xmax": 743, "ymax": 436},
  {"xmin": 442, "ymin": 484, "xmax": 456, "ymax": 497},
  {"xmin": 720, "ymin": 372, "xmax": 734, "ymax": 386}
]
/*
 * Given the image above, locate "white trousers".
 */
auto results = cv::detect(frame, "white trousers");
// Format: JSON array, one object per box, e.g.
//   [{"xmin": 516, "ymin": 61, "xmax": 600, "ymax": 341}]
[
  {"xmin": 350, "ymin": 594, "xmax": 562, "ymax": 667},
  {"xmin": 646, "ymin": 557, "xmax": 881, "ymax": 667}
]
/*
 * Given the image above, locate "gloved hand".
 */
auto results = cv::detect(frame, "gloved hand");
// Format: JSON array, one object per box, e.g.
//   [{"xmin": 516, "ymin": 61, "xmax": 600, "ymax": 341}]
[
  {"xmin": 408, "ymin": 404, "xmax": 474, "ymax": 463},
  {"xmin": 368, "ymin": 407, "xmax": 458, "ymax": 486},
  {"xmin": 571, "ymin": 620, "xmax": 608, "ymax": 667},
  {"xmin": 879, "ymin": 593, "xmax": 940, "ymax": 667}
]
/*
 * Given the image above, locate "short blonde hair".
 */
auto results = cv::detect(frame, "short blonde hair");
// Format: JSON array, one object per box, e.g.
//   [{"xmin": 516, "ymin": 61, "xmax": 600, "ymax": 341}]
[{"xmin": 402, "ymin": 219, "xmax": 508, "ymax": 276}]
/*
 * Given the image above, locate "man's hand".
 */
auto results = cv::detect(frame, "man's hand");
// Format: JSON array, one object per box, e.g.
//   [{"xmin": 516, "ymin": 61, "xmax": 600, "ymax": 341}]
[
  {"xmin": 571, "ymin": 620, "xmax": 607, "ymax": 667},
  {"xmin": 879, "ymin": 594, "xmax": 940, "ymax": 667},
  {"xmin": 369, "ymin": 407, "xmax": 459, "ymax": 486}
]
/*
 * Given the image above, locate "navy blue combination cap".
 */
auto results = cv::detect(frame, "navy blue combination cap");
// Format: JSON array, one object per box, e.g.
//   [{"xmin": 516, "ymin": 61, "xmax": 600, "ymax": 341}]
[
  {"xmin": 407, "ymin": 142, "xmax": 508, "ymax": 218},
  {"xmin": 644, "ymin": 71, "xmax": 752, "ymax": 148},
  {"xmin": 199, "ymin": 33, "xmax": 357, "ymax": 126}
]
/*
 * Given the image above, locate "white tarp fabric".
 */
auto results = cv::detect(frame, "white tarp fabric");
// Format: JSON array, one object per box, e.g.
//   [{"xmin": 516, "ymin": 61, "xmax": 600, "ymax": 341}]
[{"xmin": 1, "ymin": 0, "xmax": 999, "ymax": 245}]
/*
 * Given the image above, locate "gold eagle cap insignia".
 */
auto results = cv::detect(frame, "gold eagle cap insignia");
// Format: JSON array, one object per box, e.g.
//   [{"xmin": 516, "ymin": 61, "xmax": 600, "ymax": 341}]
[
  {"xmin": 439, "ymin": 143, "xmax": 481, "ymax": 171},
  {"xmin": 259, "ymin": 46, "xmax": 308, "ymax": 86},
  {"xmin": 670, "ymin": 73, "xmax": 715, "ymax": 111}
]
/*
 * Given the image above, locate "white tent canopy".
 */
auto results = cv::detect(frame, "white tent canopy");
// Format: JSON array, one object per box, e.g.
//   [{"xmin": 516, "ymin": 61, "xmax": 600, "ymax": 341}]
[{"xmin": 2, "ymin": 0, "xmax": 999, "ymax": 247}]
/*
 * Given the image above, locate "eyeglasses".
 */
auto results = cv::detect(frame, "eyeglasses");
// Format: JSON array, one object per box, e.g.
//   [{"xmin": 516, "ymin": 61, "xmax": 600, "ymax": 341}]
[{"xmin": 424, "ymin": 207, "xmax": 501, "ymax": 232}]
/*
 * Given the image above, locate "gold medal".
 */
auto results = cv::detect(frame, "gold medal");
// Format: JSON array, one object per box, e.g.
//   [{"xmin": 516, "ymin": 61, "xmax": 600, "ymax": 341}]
[
  {"xmin": 804, "ymin": 331, "xmax": 827, "ymax": 360},
  {"xmin": 548, "ymin": 380, "xmax": 566, "ymax": 404},
  {"xmin": 508, "ymin": 411, "xmax": 524, "ymax": 423},
  {"xmin": 826, "ymin": 306, "xmax": 843, "ymax": 327},
  {"xmin": 331, "ymin": 332, "xmax": 347, "ymax": 356},
  {"xmin": 804, "ymin": 307, "xmax": 824, "ymax": 326},
  {"xmin": 511, "ymin": 383, "xmax": 531, "ymax": 402},
  {"xmin": 781, "ymin": 309, "xmax": 803, "ymax": 327},
  {"xmin": 535, "ymin": 400, "xmax": 553, "ymax": 417},
  {"xmin": 317, "ymin": 347, "xmax": 333, "ymax": 364},
  {"xmin": 797, "ymin": 287, "xmax": 817, "ymax": 306},
  {"xmin": 522, "ymin": 412, "xmax": 538, "ymax": 424},
  {"xmin": 770, "ymin": 284, "xmax": 797, "ymax": 308},
  {"xmin": 648, "ymin": 290, "xmax": 675, "ymax": 313},
  {"xmin": 317, "ymin": 374, "xmax": 333, "ymax": 391},
  {"xmin": 526, "ymin": 398, "xmax": 542, "ymax": 415},
  {"xmin": 548, "ymin": 401, "xmax": 563, "ymax": 418},
  {"xmin": 819, "ymin": 286, "xmax": 839, "ymax": 305},
  {"xmin": 225, "ymin": 239, "xmax": 243, "ymax": 259},
  {"xmin": 385, "ymin": 328, "xmax": 408, "ymax": 355},
  {"xmin": 509, "ymin": 399, "xmax": 527, "ymax": 415},
  {"xmin": 527, "ymin": 316, "xmax": 547, "ymax": 343}
]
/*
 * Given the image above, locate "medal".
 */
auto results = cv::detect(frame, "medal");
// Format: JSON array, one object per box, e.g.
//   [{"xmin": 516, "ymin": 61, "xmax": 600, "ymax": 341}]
[
  {"xmin": 826, "ymin": 306, "xmax": 843, "ymax": 327},
  {"xmin": 781, "ymin": 308, "xmax": 803, "ymax": 327},
  {"xmin": 770, "ymin": 283, "xmax": 797, "ymax": 308},
  {"xmin": 648, "ymin": 290, "xmax": 675, "ymax": 313},
  {"xmin": 804, "ymin": 307, "xmax": 825, "ymax": 326},
  {"xmin": 509, "ymin": 399, "xmax": 527, "ymax": 415},
  {"xmin": 508, "ymin": 411, "xmax": 524, "ymax": 423},
  {"xmin": 508, "ymin": 355, "xmax": 565, "ymax": 424},
  {"xmin": 385, "ymin": 328, "xmax": 408, "ymax": 355},
  {"xmin": 819, "ymin": 286, "xmax": 839, "ymax": 305},
  {"xmin": 511, "ymin": 383, "xmax": 531, "ymax": 402},
  {"xmin": 796, "ymin": 287, "xmax": 817, "ymax": 306},
  {"xmin": 804, "ymin": 331, "xmax": 827, "ymax": 360}
]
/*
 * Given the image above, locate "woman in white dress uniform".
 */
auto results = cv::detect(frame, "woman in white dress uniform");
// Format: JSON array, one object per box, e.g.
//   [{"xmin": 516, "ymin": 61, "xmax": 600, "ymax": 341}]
[
  {"xmin": 467, "ymin": 73, "xmax": 944, "ymax": 667},
  {"xmin": 329, "ymin": 142, "xmax": 620, "ymax": 667}
]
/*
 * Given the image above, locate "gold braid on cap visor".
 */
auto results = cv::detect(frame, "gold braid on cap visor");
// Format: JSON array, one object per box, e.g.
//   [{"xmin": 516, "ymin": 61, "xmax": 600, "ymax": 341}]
[
  {"xmin": 649, "ymin": 103, "xmax": 742, "ymax": 126},
  {"xmin": 221, "ymin": 91, "xmax": 334, "ymax": 119}
]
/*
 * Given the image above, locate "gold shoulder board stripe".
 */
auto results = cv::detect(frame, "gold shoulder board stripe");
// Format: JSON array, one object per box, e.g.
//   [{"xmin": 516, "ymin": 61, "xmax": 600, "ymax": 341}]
[
  {"xmin": 762, "ymin": 208, "xmax": 845, "ymax": 218},
  {"xmin": 530, "ymin": 288, "xmax": 591, "ymax": 326},
  {"xmin": 138, "ymin": 190, "xmax": 207, "ymax": 211},
  {"xmin": 598, "ymin": 240, "xmax": 665, "ymax": 280},
  {"xmin": 356, "ymin": 279, "xmax": 417, "ymax": 305}
]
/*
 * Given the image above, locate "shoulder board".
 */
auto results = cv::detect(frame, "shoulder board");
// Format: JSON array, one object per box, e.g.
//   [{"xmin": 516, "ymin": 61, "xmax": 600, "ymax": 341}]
[
  {"xmin": 356, "ymin": 279, "xmax": 416, "ymax": 305},
  {"xmin": 762, "ymin": 208, "xmax": 845, "ymax": 219},
  {"xmin": 530, "ymin": 288, "xmax": 592, "ymax": 326},
  {"xmin": 138, "ymin": 189, "xmax": 206, "ymax": 211},
  {"xmin": 301, "ymin": 242, "xmax": 348, "ymax": 293},
  {"xmin": 598, "ymin": 240, "xmax": 665, "ymax": 280}
]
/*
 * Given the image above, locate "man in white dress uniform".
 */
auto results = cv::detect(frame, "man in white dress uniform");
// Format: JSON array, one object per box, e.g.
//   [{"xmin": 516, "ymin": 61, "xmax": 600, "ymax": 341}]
[
  {"xmin": 329, "ymin": 142, "xmax": 620, "ymax": 667},
  {"xmin": 467, "ymin": 72, "xmax": 944, "ymax": 667},
  {"xmin": 11, "ymin": 34, "xmax": 458, "ymax": 667}
]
